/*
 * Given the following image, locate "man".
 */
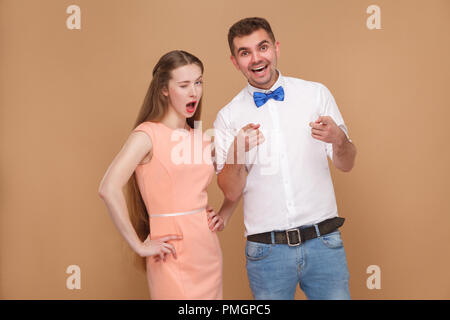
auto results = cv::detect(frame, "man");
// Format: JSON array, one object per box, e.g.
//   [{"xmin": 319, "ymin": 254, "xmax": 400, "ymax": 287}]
[{"xmin": 214, "ymin": 17, "xmax": 357, "ymax": 300}]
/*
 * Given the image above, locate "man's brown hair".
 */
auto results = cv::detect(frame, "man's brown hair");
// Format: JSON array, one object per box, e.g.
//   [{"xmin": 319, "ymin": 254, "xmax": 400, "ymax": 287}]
[{"xmin": 228, "ymin": 17, "xmax": 276, "ymax": 56}]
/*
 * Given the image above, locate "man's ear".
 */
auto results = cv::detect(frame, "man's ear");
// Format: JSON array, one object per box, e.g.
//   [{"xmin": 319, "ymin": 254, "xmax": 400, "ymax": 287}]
[
  {"xmin": 275, "ymin": 40, "xmax": 280, "ymax": 59},
  {"xmin": 230, "ymin": 55, "xmax": 240, "ymax": 71}
]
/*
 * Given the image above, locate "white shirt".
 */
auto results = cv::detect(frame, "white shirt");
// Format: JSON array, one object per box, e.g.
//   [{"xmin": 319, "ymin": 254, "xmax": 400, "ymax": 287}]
[{"xmin": 213, "ymin": 71, "xmax": 350, "ymax": 236}]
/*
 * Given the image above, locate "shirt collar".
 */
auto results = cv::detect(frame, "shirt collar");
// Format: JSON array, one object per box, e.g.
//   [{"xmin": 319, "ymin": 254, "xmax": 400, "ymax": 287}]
[{"xmin": 246, "ymin": 70, "xmax": 285, "ymax": 97}]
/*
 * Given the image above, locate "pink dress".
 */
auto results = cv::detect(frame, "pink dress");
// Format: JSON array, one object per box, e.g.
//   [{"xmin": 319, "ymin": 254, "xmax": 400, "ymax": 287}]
[{"xmin": 133, "ymin": 121, "xmax": 222, "ymax": 300}]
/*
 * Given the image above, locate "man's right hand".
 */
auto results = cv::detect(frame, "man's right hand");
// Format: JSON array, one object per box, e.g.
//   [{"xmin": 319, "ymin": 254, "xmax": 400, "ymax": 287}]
[
  {"xmin": 238, "ymin": 123, "xmax": 265, "ymax": 152},
  {"xmin": 236, "ymin": 123, "xmax": 265, "ymax": 151},
  {"xmin": 220, "ymin": 123, "xmax": 265, "ymax": 201},
  {"xmin": 227, "ymin": 123, "xmax": 265, "ymax": 165}
]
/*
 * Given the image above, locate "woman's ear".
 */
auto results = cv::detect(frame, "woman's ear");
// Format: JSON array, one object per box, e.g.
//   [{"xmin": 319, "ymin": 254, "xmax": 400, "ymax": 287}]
[{"xmin": 162, "ymin": 86, "xmax": 169, "ymax": 97}]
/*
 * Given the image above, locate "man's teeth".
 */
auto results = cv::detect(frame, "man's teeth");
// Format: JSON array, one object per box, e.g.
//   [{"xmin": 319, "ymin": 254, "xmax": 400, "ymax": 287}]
[{"xmin": 252, "ymin": 65, "xmax": 266, "ymax": 72}]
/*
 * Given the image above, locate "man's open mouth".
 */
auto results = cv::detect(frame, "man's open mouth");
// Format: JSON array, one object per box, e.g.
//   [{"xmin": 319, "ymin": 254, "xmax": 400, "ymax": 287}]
[{"xmin": 251, "ymin": 65, "xmax": 268, "ymax": 74}]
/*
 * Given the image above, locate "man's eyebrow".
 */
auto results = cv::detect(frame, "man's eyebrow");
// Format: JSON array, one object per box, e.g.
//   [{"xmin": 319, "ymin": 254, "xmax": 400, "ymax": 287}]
[
  {"xmin": 237, "ymin": 46, "xmax": 249, "ymax": 54},
  {"xmin": 236, "ymin": 40, "xmax": 270, "ymax": 54},
  {"xmin": 257, "ymin": 40, "xmax": 270, "ymax": 47},
  {"xmin": 176, "ymin": 75, "xmax": 203, "ymax": 84}
]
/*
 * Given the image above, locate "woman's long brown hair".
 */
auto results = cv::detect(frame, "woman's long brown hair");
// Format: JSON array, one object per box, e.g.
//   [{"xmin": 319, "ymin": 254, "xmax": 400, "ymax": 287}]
[{"xmin": 126, "ymin": 50, "xmax": 204, "ymax": 272}]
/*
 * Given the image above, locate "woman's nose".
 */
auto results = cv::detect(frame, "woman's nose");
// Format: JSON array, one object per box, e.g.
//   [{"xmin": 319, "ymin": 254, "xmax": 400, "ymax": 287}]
[{"xmin": 189, "ymin": 85, "xmax": 197, "ymax": 97}]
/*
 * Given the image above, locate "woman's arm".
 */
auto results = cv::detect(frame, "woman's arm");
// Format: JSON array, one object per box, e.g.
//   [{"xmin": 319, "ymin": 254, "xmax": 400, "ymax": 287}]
[
  {"xmin": 207, "ymin": 196, "xmax": 241, "ymax": 232},
  {"xmin": 98, "ymin": 131, "xmax": 180, "ymax": 259}
]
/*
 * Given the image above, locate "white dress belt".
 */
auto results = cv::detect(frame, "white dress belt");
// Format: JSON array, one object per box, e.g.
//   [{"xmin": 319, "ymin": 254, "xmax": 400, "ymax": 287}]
[{"xmin": 149, "ymin": 207, "xmax": 206, "ymax": 217}]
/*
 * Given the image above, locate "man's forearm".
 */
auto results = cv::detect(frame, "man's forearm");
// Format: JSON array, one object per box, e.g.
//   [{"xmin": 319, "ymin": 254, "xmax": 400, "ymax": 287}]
[
  {"xmin": 218, "ymin": 163, "xmax": 247, "ymax": 201},
  {"xmin": 217, "ymin": 141, "xmax": 247, "ymax": 201},
  {"xmin": 332, "ymin": 133, "xmax": 357, "ymax": 172},
  {"xmin": 218, "ymin": 195, "xmax": 241, "ymax": 227},
  {"xmin": 216, "ymin": 123, "xmax": 263, "ymax": 201}
]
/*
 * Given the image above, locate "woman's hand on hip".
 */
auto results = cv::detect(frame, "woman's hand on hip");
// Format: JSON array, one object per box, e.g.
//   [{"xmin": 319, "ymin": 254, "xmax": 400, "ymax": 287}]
[
  {"xmin": 138, "ymin": 234, "xmax": 182, "ymax": 262},
  {"xmin": 207, "ymin": 205, "xmax": 225, "ymax": 232}
]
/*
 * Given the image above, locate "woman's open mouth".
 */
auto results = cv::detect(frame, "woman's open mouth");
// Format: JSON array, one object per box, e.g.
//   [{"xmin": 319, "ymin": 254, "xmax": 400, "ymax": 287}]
[{"xmin": 186, "ymin": 101, "xmax": 197, "ymax": 113}]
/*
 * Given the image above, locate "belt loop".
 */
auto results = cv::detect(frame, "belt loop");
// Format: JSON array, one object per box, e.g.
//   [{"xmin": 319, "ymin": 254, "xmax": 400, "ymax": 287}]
[
  {"xmin": 270, "ymin": 231, "xmax": 275, "ymax": 244},
  {"xmin": 314, "ymin": 224, "xmax": 321, "ymax": 237}
]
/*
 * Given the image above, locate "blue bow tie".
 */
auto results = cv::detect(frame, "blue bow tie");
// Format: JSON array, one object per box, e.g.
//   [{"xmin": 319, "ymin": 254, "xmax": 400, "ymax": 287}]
[{"xmin": 253, "ymin": 86, "xmax": 285, "ymax": 108}]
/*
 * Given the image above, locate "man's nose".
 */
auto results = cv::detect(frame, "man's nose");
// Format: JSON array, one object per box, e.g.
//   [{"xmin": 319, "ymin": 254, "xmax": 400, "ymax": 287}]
[{"xmin": 251, "ymin": 51, "xmax": 262, "ymax": 64}]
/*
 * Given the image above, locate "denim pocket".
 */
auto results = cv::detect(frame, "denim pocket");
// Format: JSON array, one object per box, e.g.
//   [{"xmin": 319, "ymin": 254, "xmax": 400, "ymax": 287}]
[
  {"xmin": 320, "ymin": 230, "xmax": 344, "ymax": 249},
  {"xmin": 245, "ymin": 241, "xmax": 272, "ymax": 261}
]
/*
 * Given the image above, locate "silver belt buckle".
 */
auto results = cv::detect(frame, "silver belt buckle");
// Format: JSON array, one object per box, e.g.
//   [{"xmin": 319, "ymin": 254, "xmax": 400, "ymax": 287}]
[{"xmin": 286, "ymin": 228, "xmax": 301, "ymax": 246}]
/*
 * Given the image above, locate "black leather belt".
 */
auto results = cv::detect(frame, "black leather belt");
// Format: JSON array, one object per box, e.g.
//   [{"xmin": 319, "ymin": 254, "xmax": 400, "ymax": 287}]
[{"xmin": 247, "ymin": 217, "xmax": 345, "ymax": 246}]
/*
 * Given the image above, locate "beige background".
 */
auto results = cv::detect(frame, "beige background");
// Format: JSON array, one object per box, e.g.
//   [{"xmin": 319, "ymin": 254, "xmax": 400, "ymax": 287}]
[{"xmin": 1, "ymin": 0, "xmax": 449, "ymax": 299}]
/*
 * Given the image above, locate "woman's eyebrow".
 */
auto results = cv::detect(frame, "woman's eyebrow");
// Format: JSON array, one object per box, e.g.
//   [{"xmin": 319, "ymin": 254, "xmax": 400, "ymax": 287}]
[{"xmin": 176, "ymin": 75, "xmax": 202, "ymax": 84}]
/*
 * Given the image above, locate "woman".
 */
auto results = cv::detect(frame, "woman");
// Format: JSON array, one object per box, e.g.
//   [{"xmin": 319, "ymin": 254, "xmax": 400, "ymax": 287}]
[{"xmin": 98, "ymin": 50, "xmax": 238, "ymax": 299}]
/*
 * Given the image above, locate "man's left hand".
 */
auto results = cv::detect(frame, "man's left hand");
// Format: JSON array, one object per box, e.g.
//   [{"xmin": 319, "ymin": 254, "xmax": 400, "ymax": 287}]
[{"xmin": 309, "ymin": 116, "xmax": 345, "ymax": 145}]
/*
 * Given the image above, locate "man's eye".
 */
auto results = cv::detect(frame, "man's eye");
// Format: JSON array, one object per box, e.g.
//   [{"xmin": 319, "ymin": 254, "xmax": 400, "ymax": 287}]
[
  {"xmin": 241, "ymin": 51, "xmax": 248, "ymax": 56},
  {"xmin": 261, "ymin": 45, "xmax": 268, "ymax": 51}
]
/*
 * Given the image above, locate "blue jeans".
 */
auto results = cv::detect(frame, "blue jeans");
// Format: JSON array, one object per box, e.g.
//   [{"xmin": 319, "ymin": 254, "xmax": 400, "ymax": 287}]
[{"xmin": 245, "ymin": 227, "xmax": 351, "ymax": 300}]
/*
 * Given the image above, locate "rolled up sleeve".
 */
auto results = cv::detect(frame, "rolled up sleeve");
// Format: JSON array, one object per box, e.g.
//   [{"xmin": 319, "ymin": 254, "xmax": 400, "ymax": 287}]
[
  {"xmin": 318, "ymin": 84, "xmax": 352, "ymax": 161},
  {"xmin": 213, "ymin": 108, "xmax": 235, "ymax": 174}
]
